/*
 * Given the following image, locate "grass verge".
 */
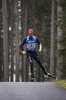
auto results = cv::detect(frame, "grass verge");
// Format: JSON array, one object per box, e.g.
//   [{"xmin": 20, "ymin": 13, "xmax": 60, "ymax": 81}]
[{"xmin": 53, "ymin": 80, "xmax": 66, "ymax": 89}]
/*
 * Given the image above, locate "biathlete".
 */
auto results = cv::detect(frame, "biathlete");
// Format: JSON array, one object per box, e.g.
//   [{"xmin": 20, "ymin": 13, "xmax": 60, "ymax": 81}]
[{"xmin": 20, "ymin": 29, "xmax": 51, "ymax": 81}]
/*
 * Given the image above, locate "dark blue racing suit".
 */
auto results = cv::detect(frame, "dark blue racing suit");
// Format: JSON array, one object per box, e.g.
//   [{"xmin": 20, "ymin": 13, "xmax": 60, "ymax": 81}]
[{"xmin": 20, "ymin": 36, "xmax": 47, "ymax": 78}]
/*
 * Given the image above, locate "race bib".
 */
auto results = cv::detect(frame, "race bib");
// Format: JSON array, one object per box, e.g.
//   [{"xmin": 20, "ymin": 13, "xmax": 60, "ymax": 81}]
[{"xmin": 27, "ymin": 43, "xmax": 36, "ymax": 49}]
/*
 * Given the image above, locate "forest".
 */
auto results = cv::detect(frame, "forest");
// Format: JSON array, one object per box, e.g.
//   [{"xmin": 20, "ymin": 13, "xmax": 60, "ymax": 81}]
[{"xmin": 0, "ymin": 0, "xmax": 66, "ymax": 82}]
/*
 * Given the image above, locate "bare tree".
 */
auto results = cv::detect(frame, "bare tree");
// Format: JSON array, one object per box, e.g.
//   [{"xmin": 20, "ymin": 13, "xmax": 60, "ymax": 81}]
[
  {"xmin": 10, "ymin": 1, "xmax": 14, "ymax": 82},
  {"xmin": 56, "ymin": 0, "xmax": 63, "ymax": 80},
  {"xmin": 21, "ymin": 0, "xmax": 28, "ymax": 82},
  {"xmin": 2, "ymin": 0, "xmax": 9, "ymax": 81},
  {"xmin": 0, "ymin": 0, "xmax": 4, "ymax": 82},
  {"xmin": 50, "ymin": 0, "xmax": 56, "ymax": 76},
  {"xmin": 14, "ymin": 0, "xmax": 19, "ymax": 82}
]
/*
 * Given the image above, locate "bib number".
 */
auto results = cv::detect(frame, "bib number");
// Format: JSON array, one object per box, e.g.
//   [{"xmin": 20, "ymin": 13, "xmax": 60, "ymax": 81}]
[{"xmin": 27, "ymin": 43, "xmax": 36, "ymax": 49}]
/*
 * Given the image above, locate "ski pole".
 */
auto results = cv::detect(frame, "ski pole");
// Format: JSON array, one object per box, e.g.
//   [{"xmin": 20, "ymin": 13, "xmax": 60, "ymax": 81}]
[
  {"xmin": 17, "ymin": 49, "xmax": 26, "ymax": 55},
  {"xmin": 17, "ymin": 49, "xmax": 23, "ymax": 53}
]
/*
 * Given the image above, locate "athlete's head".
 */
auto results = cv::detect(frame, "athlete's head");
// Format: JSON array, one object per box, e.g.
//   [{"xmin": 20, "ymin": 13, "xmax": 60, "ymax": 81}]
[{"xmin": 28, "ymin": 29, "xmax": 33, "ymax": 38}]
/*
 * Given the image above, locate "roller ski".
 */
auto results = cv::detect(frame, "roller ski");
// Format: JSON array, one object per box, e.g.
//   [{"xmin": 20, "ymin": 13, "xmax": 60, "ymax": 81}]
[
  {"xmin": 30, "ymin": 78, "xmax": 34, "ymax": 82},
  {"xmin": 30, "ymin": 74, "xmax": 34, "ymax": 82},
  {"xmin": 44, "ymin": 73, "xmax": 55, "ymax": 78}
]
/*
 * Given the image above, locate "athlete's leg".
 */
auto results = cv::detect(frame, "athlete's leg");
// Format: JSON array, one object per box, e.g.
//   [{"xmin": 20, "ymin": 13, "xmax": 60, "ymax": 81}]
[
  {"xmin": 28, "ymin": 56, "xmax": 33, "ymax": 74},
  {"xmin": 27, "ymin": 52, "xmax": 34, "ymax": 78},
  {"xmin": 33, "ymin": 52, "xmax": 47, "ymax": 75}
]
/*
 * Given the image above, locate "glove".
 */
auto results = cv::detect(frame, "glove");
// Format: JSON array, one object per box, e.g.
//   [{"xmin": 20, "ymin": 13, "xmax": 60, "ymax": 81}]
[
  {"xmin": 22, "ymin": 51, "xmax": 26, "ymax": 55},
  {"xmin": 39, "ymin": 44, "xmax": 42, "ymax": 52}
]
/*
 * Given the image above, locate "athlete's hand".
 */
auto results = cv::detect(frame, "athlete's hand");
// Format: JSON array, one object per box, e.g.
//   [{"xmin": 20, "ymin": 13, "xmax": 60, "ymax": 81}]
[
  {"xmin": 22, "ymin": 51, "xmax": 26, "ymax": 55},
  {"xmin": 39, "ymin": 48, "xmax": 42, "ymax": 52},
  {"xmin": 39, "ymin": 44, "xmax": 42, "ymax": 52}
]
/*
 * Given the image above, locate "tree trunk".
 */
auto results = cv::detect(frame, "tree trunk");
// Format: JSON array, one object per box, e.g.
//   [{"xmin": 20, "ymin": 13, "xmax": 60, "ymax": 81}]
[
  {"xmin": 8, "ymin": 0, "xmax": 14, "ymax": 82},
  {"xmin": 2, "ymin": 0, "xmax": 9, "ymax": 81},
  {"xmin": 0, "ymin": 0, "xmax": 4, "ymax": 81},
  {"xmin": 50, "ymin": 0, "xmax": 55, "ymax": 76},
  {"xmin": 14, "ymin": 0, "xmax": 19, "ymax": 82},
  {"xmin": 11, "ymin": 1, "xmax": 14, "ymax": 82},
  {"xmin": 21, "ymin": 0, "xmax": 25, "ymax": 82},
  {"xmin": 56, "ymin": 0, "xmax": 63, "ymax": 80},
  {"xmin": 21, "ymin": 0, "xmax": 28, "ymax": 82}
]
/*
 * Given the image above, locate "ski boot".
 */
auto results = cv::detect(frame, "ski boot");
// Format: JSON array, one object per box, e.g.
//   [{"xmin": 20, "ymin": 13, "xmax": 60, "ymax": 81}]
[
  {"xmin": 47, "ymin": 73, "xmax": 51, "ymax": 77},
  {"xmin": 30, "ymin": 74, "xmax": 34, "ymax": 82},
  {"xmin": 47, "ymin": 73, "xmax": 55, "ymax": 78}
]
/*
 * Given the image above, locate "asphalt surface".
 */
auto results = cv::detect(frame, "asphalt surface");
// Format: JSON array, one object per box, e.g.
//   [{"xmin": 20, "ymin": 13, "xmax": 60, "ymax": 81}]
[{"xmin": 0, "ymin": 82, "xmax": 66, "ymax": 100}]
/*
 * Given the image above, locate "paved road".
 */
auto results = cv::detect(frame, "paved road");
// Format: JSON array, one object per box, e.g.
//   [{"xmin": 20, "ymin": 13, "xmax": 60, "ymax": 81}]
[{"xmin": 0, "ymin": 82, "xmax": 66, "ymax": 100}]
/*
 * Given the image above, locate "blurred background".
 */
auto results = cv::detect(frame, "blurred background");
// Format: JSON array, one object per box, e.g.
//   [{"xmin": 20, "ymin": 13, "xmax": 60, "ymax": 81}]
[{"xmin": 0, "ymin": 0, "xmax": 66, "ymax": 82}]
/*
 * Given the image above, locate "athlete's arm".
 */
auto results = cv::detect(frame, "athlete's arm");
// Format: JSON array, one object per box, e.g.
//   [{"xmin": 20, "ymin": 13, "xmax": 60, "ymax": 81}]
[
  {"xmin": 20, "ymin": 38, "xmax": 26, "ymax": 51},
  {"xmin": 36, "ymin": 37, "xmax": 42, "ymax": 52},
  {"xmin": 36, "ymin": 38, "xmax": 41, "ymax": 45}
]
